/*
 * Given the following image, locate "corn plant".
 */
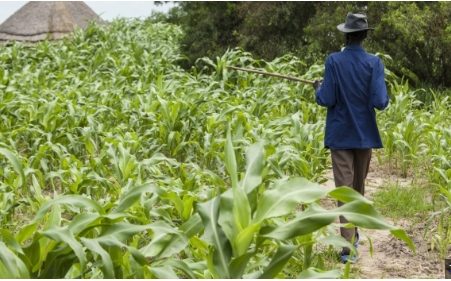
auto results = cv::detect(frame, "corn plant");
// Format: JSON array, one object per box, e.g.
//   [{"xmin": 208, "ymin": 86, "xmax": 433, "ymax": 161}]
[{"xmin": 3, "ymin": 17, "xmax": 446, "ymax": 278}]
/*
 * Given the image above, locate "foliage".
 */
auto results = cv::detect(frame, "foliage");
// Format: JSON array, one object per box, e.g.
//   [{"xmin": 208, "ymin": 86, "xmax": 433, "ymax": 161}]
[
  {"xmin": 301, "ymin": 2, "xmax": 368, "ymax": 65},
  {"xmin": 152, "ymin": 1, "xmax": 316, "ymax": 68},
  {"xmin": 372, "ymin": 182, "xmax": 438, "ymax": 219},
  {"xmin": 155, "ymin": 1, "xmax": 451, "ymax": 87},
  {"xmin": 234, "ymin": 2, "xmax": 316, "ymax": 61},
  {"xmin": 371, "ymin": 2, "xmax": 451, "ymax": 87},
  {"xmin": 0, "ymin": 19, "xmax": 421, "ymax": 278},
  {"xmin": 152, "ymin": 2, "xmax": 243, "ymax": 68}
]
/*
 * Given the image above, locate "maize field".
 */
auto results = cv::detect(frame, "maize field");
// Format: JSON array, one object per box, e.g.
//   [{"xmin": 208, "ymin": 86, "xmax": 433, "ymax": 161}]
[{"xmin": 0, "ymin": 19, "xmax": 449, "ymax": 278}]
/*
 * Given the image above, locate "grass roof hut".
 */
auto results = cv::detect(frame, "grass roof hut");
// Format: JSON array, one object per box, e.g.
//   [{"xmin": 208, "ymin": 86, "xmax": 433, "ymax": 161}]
[{"xmin": 0, "ymin": 1, "xmax": 106, "ymax": 44}]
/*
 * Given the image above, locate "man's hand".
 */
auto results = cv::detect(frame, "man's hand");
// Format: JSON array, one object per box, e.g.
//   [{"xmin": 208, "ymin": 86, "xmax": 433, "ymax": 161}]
[{"xmin": 313, "ymin": 80, "xmax": 323, "ymax": 90}]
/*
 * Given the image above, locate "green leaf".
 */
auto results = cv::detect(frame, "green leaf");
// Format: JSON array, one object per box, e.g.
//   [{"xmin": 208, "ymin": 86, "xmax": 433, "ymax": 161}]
[
  {"xmin": 150, "ymin": 265, "xmax": 179, "ymax": 279},
  {"xmin": 244, "ymin": 270, "xmax": 263, "ymax": 279},
  {"xmin": 118, "ymin": 143, "xmax": 134, "ymax": 180},
  {"xmin": 0, "ymin": 243, "xmax": 18, "ymax": 278},
  {"xmin": 94, "ymin": 236, "xmax": 149, "ymax": 266},
  {"xmin": 162, "ymin": 259, "xmax": 196, "ymax": 279},
  {"xmin": 67, "ymin": 213, "xmax": 101, "ymax": 236},
  {"xmin": 262, "ymin": 201, "xmax": 416, "ymax": 253},
  {"xmin": 157, "ymin": 214, "xmax": 203, "ymax": 259},
  {"xmin": 80, "ymin": 238, "xmax": 115, "ymax": 279},
  {"xmin": 258, "ymin": 244, "xmax": 298, "ymax": 279},
  {"xmin": 390, "ymin": 229, "xmax": 416, "ymax": 255},
  {"xmin": 218, "ymin": 189, "xmax": 239, "ymax": 252},
  {"xmin": 206, "ymin": 247, "xmax": 220, "ymax": 279},
  {"xmin": 296, "ymin": 268, "xmax": 343, "ymax": 279},
  {"xmin": 182, "ymin": 196, "xmax": 197, "ymax": 222},
  {"xmin": 260, "ymin": 204, "xmax": 342, "ymax": 240},
  {"xmin": 318, "ymin": 233, "xmax": 357, "ymax": 255},
  {"xmin": 328, "ymin": 186, "xmax": 373, "ymax": 204},
  {"xmin": 113, "ymin": 183, "xmax": 166, "ymax": 214},
  {"xmin": 102, "ymin": 212, "xmax": 151, "ymax": 224},
  {"xmin": 0, "ymin": 229, "xmax": 24, "ymax": 255},
  {"xmin": 229, "ymin": 251, "xmax": 255, "ymax": 279},
  {"xmin": 32, "ymin": 195, "xmax": 105, "ymax": 223},
  {"xmin": 141, "ymin": 233, "xmax": 173, "ymax": 257},
  {"xmin": 31, "ymin": 174, "xmax": 43, "ymax": 200},
  {"xmin": 43, "ymin": 203, "xmax": 61, "ymax": 231},
  {"xmin": 224, "ymin": 127, "xmax": 238, "ymax": 189},
  {"xmin": 100, "ymin": 221, "xmax": 178, "ymax": 241},
  {"xmin": 233, "ymin": 185, "xmax": 251, "ymax": 231},
  {"xmin": 141, "ymin": 153, "xmax": 179, "ymax": 167},
  {"xmin": 360, "ymin": 228, "xmax": 374, "ymax": 257},
  {"xmin": 165, "ymin": 191, "xmax": 184, "ymax": 218},
  {"xmin": 217, "ymin": 105, "xmax": 237, "ymax": 122},
  {"xmin": 198, "ymin": 197, "xmax": 232, "ymax": 279},
  {"xmin": 0, "ymin": 262, "xmax": 13, "ymax": 279},
  {"xmin": 0, "ymin": 148, "xmax": 26, "ymax": 189},
  {"xmin": 234, "ymin": 223, "xmax": 259, "ymax": 257},
  {"xmin": 253, "ymin": 178, "xmax": 328, "ymax": 224},
  {"xmin": 83, "ymin": 127, "xmax": 95, "ymax": 155},
  {"xmin": 268, "ymin": 157, "xmax": 285, "ymax": 178},
  {"xmin": 40, "ymin": 226, "xmax": 87, "ymax": 275},
  {"xmin": 187, "ymin": 260, "xmax": 208, "ymax": 272},
  {"xmin": 0, "ymin": 241, "xmax": 29, "ymax": 278},
  {"xmin": 182, "ymin": 213, "xmax": 204, "ymax": 237},
  {"xmin": 241, "ymin": 142, "xmax": 264, "ymax": 194},
  {"xmin": 15, "ymin": 223, "xmax": 37, "ymax": 245}
]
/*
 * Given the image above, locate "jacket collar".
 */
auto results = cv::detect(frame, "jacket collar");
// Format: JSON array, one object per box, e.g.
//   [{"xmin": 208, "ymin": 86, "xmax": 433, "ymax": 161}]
[{"xmin": 344, "ymin": 45, "xmax": 365, "ymax": 52}]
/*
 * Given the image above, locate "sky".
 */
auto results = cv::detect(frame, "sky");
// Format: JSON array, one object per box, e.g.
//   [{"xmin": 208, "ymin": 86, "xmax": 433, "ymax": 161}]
[{"xmin": 0, "ymin": 1, "xmax": 175, "ymax": 24}]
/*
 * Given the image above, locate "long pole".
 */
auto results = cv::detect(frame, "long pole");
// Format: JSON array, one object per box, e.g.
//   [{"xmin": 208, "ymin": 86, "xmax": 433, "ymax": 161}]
[{"xmin": 226, "ymin": 66, "xmax": 314, "ymax": 84}]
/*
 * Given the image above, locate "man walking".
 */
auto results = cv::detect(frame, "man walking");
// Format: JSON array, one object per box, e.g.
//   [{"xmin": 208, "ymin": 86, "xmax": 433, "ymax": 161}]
[{"xmin": 313, "ymin": 13, "xmax": 389, "ymax": 263}]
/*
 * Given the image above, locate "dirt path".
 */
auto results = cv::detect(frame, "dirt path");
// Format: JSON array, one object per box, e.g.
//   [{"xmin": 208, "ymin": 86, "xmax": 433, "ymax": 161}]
[
  {"xmin": 357, "ymin": 219, "xmax": 442, "ymax": 279},
  {"xmin": 320, "ymin": 155, "xmax": 444, "ymax": 279}
]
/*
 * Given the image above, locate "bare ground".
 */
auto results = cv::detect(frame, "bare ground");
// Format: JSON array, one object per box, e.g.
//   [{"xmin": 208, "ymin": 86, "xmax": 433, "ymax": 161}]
[{"xmin": 320, "ymin": 154, "xmax": 444, "ymax": 279}]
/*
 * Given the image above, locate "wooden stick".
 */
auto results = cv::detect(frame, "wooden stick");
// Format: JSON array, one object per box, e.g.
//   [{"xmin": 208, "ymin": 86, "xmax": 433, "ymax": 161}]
[{"xmin": 226, "ymin": 65, "xmax": 314, "ymax": 84}]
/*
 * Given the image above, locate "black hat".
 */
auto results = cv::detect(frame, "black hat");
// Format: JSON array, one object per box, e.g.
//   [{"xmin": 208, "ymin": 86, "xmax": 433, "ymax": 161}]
[{"xmin": 337, "ymin": 13, "xmax": 374, "ymax": 33}]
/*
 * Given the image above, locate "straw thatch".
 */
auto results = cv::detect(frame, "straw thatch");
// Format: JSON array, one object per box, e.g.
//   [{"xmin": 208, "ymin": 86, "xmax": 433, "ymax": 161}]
[{"xmin": 0, "ymin": 1, "xmax": 106, "ymax": 43}]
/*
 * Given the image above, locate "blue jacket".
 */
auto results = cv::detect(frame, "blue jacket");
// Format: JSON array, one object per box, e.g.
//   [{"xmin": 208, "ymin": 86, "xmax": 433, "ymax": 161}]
[{"xmin": 315, "ymin": 45, "xmax": 389, "ymax": 150}]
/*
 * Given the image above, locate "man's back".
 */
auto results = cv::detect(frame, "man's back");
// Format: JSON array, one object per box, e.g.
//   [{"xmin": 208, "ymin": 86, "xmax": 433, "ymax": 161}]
[{"xmin": 315, "ymin": 45, "xmax": 389, "ymax": 150}]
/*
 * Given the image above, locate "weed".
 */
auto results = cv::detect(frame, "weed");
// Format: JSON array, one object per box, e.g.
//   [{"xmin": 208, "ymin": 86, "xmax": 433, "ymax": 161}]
[{"xmin": 372, "ymin": 182, "xmax": 438, "ymax": 219}]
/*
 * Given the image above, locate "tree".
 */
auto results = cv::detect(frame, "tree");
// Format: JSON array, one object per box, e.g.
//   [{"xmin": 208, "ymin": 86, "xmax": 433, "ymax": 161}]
[
  {"xmin": 301, "ymin": 2, "xmax": 370, "ymax": 65},
  {"xmin": 153, "ymin": 2, "xmax": 318, "ymax": 66},
  {"xmin": 153, "ymin": 1, "xmax": 451, "ymax": 87},
  {"xmin": 152, "ymin": 2, "xmax": 242, "ymax": 68},
  {"xmin": 235, "ymin": 2, "xmax": 316, "ymax": 60},
  {"xmin": 370, "ymin": 2, "xmax": 451, "ymax": 87}
]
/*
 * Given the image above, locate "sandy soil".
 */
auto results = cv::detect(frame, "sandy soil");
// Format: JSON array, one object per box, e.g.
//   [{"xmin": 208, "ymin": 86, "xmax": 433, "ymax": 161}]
[
  {"xmin": 357, "ymin": 219, "xmax": 442, "ymax": 279},
  {"xmin": 320, "ymin": 154, "xmax": 444, "ymax": 279}
]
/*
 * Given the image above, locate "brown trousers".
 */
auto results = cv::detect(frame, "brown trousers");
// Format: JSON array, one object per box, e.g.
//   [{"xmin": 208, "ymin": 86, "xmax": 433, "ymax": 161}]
[{"xmin": 331, "ymin": 149, "xmax": 372, "ymax": 254}]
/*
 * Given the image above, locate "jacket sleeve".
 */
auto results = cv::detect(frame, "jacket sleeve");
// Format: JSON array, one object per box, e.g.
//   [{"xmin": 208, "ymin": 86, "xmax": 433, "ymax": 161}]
[
  {"xmin": 371, "ymin": 58, "xmax": 389, "ymax": 110},
  {"xmin": 315, "ymin": 57, "xmax": 337, "ymax": 107}
]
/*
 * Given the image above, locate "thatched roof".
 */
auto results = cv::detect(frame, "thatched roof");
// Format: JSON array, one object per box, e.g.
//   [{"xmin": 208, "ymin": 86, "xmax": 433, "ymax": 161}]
[{"xmin": 0, "ymin": 1, "xmax": 106, "ymax": 43}]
